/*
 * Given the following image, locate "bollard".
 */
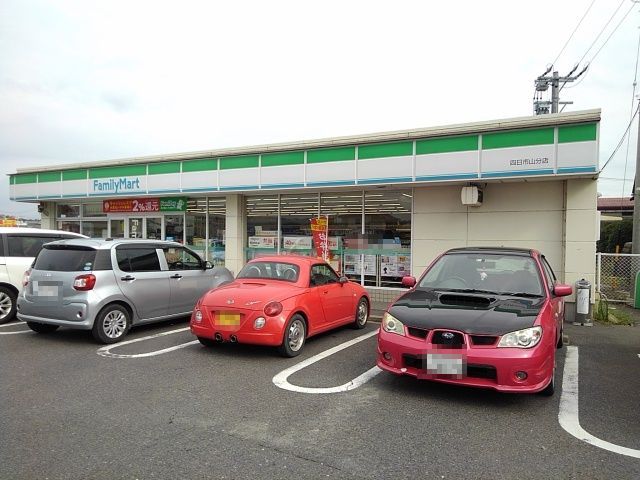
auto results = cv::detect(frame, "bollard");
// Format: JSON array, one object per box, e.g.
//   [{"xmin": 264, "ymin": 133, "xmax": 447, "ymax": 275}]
[{"xmin": 573, "ymin": 278, "xmax": 593, "ymax": 326}]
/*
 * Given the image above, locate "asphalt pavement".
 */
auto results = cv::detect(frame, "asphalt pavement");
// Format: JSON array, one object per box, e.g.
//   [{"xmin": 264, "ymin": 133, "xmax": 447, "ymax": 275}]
[{"xmin": 1, "ymin": 316, "xmax": 639, "ymax": 480}]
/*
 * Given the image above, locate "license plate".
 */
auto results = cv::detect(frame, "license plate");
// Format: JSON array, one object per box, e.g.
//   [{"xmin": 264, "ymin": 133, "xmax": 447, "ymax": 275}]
[
  {"xmin": 426, "ymin": 353, "xmax": 466, "ymax": 376},
  {"xmin": 216, "ymin": 312, "xmax": 240, "ymax": 326},
  {"xmin": 32, "ymin": 282, "xmax": 61, "ymax": 298}
]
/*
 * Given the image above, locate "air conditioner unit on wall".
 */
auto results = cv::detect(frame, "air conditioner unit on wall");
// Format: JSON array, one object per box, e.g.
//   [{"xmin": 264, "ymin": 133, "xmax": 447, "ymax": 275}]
[{"xmin": 461, "ymin": 186, "xmax": 483, "ymax": 206}]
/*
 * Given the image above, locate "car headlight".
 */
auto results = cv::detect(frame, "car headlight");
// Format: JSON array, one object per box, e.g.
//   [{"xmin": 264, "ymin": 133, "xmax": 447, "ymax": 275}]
[
  {"xmin": 382, "ymin": 312, "xmax": 405, "ymax": 336},
  {"xmin": 497, "ymin": 326, "xmax": 542, "ymax": 348}
]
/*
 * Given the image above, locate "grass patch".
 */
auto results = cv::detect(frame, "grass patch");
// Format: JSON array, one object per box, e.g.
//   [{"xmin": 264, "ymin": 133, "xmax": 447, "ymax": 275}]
[{"xmin": 594, "ymin": 301, "xmax": 636, "ymax": 326}]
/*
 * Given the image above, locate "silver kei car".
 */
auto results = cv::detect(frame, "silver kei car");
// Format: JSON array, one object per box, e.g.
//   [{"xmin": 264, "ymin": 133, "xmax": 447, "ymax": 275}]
[{"xmin": 17, "ymin": 238, "xmax": 233, "ymax": 343}]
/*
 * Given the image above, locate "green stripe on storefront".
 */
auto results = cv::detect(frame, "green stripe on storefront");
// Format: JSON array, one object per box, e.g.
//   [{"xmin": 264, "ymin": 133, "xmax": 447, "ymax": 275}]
[
  {"xmin": 182, "ymin": 158, "xmax": 217, "ymax": 173},
  {"xmin": 307, "ymin": 146, "xmax": 356, "ymax": 164},
  {"xmin": 416, "ymin": 135, "xmax": 478, "ymax": 155},
  {"xmin": 220, "ymin": 155, "xmax": 259, "ymax": 170},
  {"xmin": 483, "ymin": 128, "xmax": 554, "ymax": 149},
  {"xmin": 15, "ymin": 173, "xmax": 38, "ymax": 184},
  {"xmin": 149, "ymin": 162, "xmax": 181, "ymax": 175},
  {"xmin": 62, "ymin": 169, "xmax": 87, "ymax": 181},
  {"xmin": 38, "ymin": 172, "xmax": 61, "ymax": 183},
  {"xmin": 89, "ymin": 165, "xmax": 146, "ymax": 178},
  {"xmin": 261, "ymin": 151, "xmax": 304, "ymax": 167},
  {"xmin": 558, "ymin": 123, "xmax": 597, "ymax": 143},
  {"xmin": 359, "ymin": 141, "xmax": 413, "ymax": 160},
  {"xmin": 10, "ymin": 176, "xmax": 15, "ymax": 185}
]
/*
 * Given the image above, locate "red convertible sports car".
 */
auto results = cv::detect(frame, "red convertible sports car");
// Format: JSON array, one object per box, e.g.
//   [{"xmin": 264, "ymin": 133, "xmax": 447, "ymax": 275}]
[
  {"xmin": 377, "ymin": 247, "xmax": 572, "ymax": 395},
  {"xmin": 190, "ymin": 255, "xmax": 370, "ymax": 356}
]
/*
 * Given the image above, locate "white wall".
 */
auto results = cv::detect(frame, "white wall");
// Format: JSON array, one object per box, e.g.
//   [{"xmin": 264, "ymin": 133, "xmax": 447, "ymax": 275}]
[{"xmin": 412, "ymin": 179, "xmax": 597, "ymax": 297}]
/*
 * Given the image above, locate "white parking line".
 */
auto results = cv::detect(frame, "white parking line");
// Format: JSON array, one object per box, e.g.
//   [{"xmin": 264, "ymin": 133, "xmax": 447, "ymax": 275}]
[
  {"xmin": 0, "ymin": 321, "xmax": 25, "ymax": 328},
  {"xmin": 272, "ymin": 329, "xmax": 381, "ymax": 394},
  {"xmin": 0, "ymin": 321, "xmax": 30, "ymax": 334},
  {"xmin": 558, "ymin": 346, "xmax": 640, "ymax": 459},
  {"xmin": 97, "ymin": 327, "xmax": 198, "ymax": 358}
]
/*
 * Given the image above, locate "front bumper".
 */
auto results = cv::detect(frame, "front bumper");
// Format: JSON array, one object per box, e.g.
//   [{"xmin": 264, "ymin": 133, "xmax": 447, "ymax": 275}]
[{"xmin": 376, "ymin": 327, "xmax": 554, "ymax": 393}]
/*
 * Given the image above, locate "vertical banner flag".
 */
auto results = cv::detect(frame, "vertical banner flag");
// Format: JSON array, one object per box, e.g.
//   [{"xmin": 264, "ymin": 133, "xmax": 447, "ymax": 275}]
[{"xmin": 310, "ymin": 216, "xmax": 329, "ymax": 260}]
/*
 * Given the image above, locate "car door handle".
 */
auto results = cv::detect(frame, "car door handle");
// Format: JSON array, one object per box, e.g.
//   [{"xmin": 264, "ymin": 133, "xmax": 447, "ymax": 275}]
[
  {"xmin": 170, "ymin": 274, "xmax": 183, "ymax": 279},
  {"xmin": 120, "ymin": 275, "xmax": 135, "ymax": 281}
]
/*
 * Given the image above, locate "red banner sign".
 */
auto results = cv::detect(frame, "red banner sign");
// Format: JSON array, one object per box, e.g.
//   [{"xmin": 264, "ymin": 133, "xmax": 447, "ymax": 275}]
[
  {"xmin": 310, "ymin": 216, "xmax": 329, "ymax": 260},
  {"xmin": 103, "ymin": 198, "xmax": 160, "ymax": 213}
]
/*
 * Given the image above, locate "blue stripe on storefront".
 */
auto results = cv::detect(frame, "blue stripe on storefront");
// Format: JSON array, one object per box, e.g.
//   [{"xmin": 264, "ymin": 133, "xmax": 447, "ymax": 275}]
[
  {"xmin": 88, "ymin": 191, "xmax": 147, "ymax": 196},
  {"xmin": 481, "ymin": 169, "xmax": 554, "ymax": 178},
  {"xmin": 38, "ymin": 195, "xmax": 62, "ymax": 199},
  {"xmin": 181, "ymin": 187, "xmax": 219, "ymax": 192},
  {"xmin": 305, "ymin": 180, "xmax": 356, "ymax": 187},
  {"xmin": 415, "ymin": 173, "xmax": 478, "ymax": 181},
  {"xmin": 358, "ymin": 177, "xmax": 413, "ymax": 185},
  {"xmin": 219, "ymin": 185, "xmax": 259, "ymax": 191},
  {"xmin": 557, "ymin": 166, "xmax": 598, "ymax": 174},
  {"xmin": 148, "ymin": 188, "xmax": 183, "ymax": 193},
  {"xmin": 260, "ymin": 183, "xmax": 306, "ymax": 189}
]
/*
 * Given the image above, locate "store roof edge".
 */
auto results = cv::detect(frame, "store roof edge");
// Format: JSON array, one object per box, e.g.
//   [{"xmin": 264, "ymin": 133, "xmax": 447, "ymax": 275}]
[{"xmin": 14, "ymin": 109, "xmax": 601, "ymax": 174}]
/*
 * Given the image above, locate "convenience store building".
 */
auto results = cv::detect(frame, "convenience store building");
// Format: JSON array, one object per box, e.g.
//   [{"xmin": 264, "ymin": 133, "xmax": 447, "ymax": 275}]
[{"xmin": 9, "ymin": 109, "xmax": 600, "ymax": 302}]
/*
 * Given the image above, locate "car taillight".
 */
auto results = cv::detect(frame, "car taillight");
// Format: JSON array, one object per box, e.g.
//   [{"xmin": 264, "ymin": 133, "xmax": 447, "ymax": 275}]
[
  {"xmin": 22, "ymin": 269, "xmax": 31, "ymax": 287},
  {"xmin": 73, "ymin": 274, "xmax": 96, "ymax": 291},
  {"xmin": 263, "ymin": 301, "xmax": 283, "ymax": 317}
]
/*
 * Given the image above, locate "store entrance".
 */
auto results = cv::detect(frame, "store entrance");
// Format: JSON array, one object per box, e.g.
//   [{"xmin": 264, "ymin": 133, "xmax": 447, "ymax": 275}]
[{"xmin": 108, "ymin": 216, "xmax": 165, "ymax": 240}]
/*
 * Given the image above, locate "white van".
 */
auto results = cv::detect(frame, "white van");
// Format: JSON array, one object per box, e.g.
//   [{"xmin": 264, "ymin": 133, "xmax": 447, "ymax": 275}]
[{"xmin": 0, "ymin": 227, "xmax": 86, "ymax": 323}]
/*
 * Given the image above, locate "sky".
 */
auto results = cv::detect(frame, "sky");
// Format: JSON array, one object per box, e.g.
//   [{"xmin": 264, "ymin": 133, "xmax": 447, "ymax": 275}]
[{"xmin": 0, "ymin": 0, "xmax": 638, "ymax": 218}]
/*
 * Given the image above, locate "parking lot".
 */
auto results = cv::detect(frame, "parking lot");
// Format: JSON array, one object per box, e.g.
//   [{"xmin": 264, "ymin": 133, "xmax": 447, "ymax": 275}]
[{"xmin": 1, "ymin": 318, "xmax": 639, "ymax": 480}]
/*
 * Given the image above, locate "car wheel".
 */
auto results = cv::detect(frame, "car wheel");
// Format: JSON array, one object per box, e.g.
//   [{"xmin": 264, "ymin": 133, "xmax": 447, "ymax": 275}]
[
  {"xmin": 0, "ymin": 286, "xmax": 17, "ymax": 324},
  {"xmin": 540, "ymin": 366, "xmax": 556, "ymax": 397},
  {"xmin": 353, "ymin": 297, "xmax": 369, "ymax": 329},
  {"xmin": 278, "ymin": 314, "xmax": 306, "ymax": 357},
  {"xmin": 92, "ymin": 304, "xmax": 131, "ymax": 344},
  {"xmin": 557, "ymin": 324, "xmax": 564, "ymax": 349},
  {"xmin": 26, "ymin": 322, "xmax": 59, "ymax": 334},
  {"xmin": 197, "ymin": 336, "xmax": 217, "ymax": 347}
]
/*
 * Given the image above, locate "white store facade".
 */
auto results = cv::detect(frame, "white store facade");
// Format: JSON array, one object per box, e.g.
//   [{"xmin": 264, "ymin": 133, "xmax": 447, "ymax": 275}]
[{"xmin": 9, "ymin": 109, "xmax": 600, "ymax": 303}]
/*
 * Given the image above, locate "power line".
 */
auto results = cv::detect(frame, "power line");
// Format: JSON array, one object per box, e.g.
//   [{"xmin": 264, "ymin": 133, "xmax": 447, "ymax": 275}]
[
  {"xmin": 552, "ymin": 0, "xmax": 598, "ymax": 67},
  {"xmin": 600, "ymin": 101, "xmax": 640, "ymax": 172},
  {"xmin": 578, "ymin": 0, "xmax": 626, "ymax": 65},
  {"xmin": 591, "ymin": 1, "xmax": 636, "ymax": 64},
  {"xmin": 620, "ymin": 12, "xmax": 640, "ymax": 203}
]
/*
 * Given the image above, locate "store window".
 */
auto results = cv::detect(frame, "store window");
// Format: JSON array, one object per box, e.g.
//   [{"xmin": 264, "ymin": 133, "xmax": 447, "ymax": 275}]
[
  {"xmin": 186, "ymin": 198, "xmax": 207, "ymax": 259},
  {"xmin": 246, "ymin": 195, "xmax": 278, "ymax": 259},
  {"xmin": 241, "ymin": 190, "xmax": 412, "ymax": 288},
  {"xmin": 82, "ymin": 221, "xmax": 108, "ymax": 238},
  {"xmin": 321, "ymin": 192, "xmax": 363, "ymax": 277},
  {"xmin": 82, "ymin": 203, "xmax": 107, "ymax": 218},
  {"xmin": 364, "ymin": 191, "xmax": 412, "ymax": 287},
  {"xmin": 58, "ymin": 221, "xmax": 81, "ymax": 234},
  {"xmin": 280, "ymin": 193, "xmax": 318, "ymax": 256},
  {"xmin": 208, "ymin": 197, "xmax": 226, "ymax": 266},
  {"xmin": 57, "ymin": 204, "xmax": 80, "ymax": 218},
  {"xmin": 165, "ymin": 215, "xmax": 184, "ymax": 243}
]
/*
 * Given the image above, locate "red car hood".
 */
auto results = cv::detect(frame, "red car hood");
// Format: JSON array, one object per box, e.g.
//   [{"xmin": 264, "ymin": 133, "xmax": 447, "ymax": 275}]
[{"xmin": 200, "ymin": 280, "xmax": 303, "ymax": 310}]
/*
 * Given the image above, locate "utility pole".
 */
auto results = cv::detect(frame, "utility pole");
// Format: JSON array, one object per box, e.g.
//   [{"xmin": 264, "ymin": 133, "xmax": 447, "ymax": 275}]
[
  {"xmin": 533, "ymin": 65, "xmax": 588, "ymax": 115},
  {"xmin": 632, "ymin": 97, "xmax": 640, "ymax": 253}
]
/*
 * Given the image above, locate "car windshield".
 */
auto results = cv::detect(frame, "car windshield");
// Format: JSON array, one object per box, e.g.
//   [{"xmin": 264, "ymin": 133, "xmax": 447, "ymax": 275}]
[
  {"xmin": 237, "ymin": 261, "xmax": 300, "ymax": 282},
  {"xmin": 418, "ymin": 253, "xmax": 544, "ymax": 296},
  {"xmin": 33, "ymin": 245, "xmax": 98, "ymax": 272}
]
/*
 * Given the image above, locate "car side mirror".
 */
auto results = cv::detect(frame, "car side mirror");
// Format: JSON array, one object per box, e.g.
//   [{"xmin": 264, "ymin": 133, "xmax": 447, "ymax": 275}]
[
  {"xmin": 339, "ymin": 276, "xmax": 349, "ymax": 285},
  {"xmin": 204, "ymin": 261, "xmax": 214, "ymax": 270},
  {"xmin": 553, "ymin": 284, "xmax": 572, "ymax": 297},
  {"xmin": 401, "ymin": 276, "xmax": 416, "ymax": 288}
]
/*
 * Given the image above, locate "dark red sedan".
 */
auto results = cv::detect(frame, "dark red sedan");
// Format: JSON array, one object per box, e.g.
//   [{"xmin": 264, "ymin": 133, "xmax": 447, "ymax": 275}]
[
  {"xmin": 190, "ymin": 255, "xmax": 370, "ymax": 356},
  {"xmin": 377, "ymin": 247, "xmax": 572, "ymax": 395}
]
